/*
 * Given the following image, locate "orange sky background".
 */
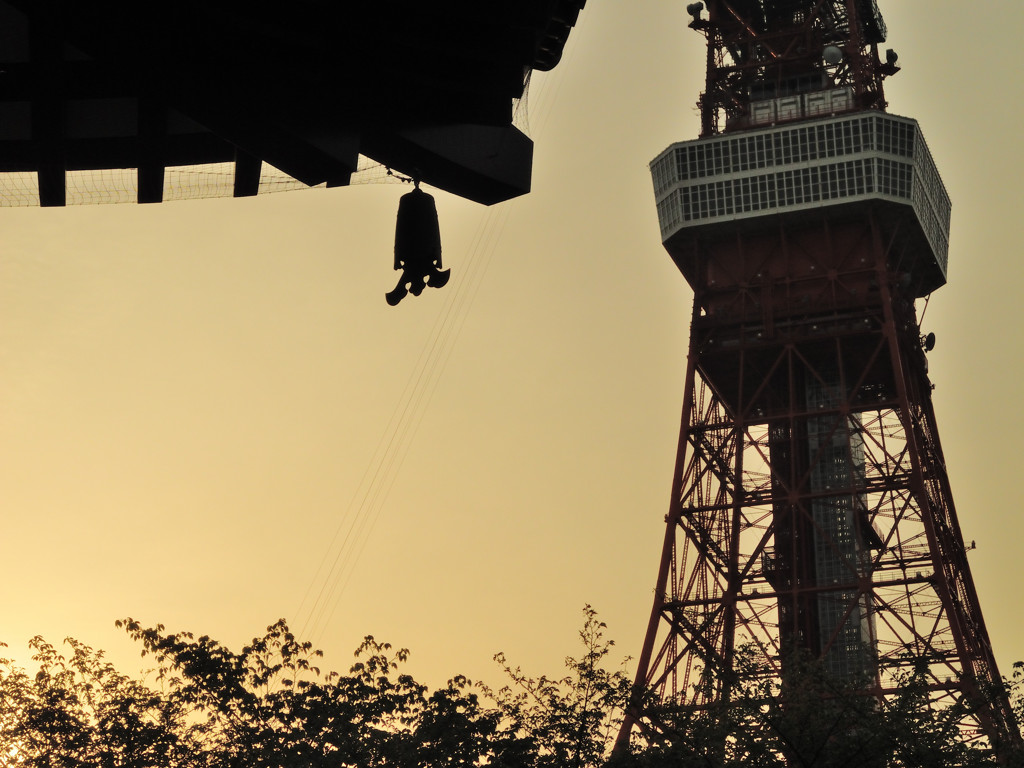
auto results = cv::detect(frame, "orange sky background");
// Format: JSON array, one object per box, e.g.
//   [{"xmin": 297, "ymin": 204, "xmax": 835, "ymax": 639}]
[{"xmin": 2, "ymin": 1, "xmax": 1022, "ymax": 691}]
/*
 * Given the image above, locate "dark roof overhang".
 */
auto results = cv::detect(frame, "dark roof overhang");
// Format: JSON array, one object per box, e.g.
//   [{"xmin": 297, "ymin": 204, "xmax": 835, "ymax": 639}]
[{"xmin": 0, "ymin": 0, "xmax": 587, "ymax": 205}]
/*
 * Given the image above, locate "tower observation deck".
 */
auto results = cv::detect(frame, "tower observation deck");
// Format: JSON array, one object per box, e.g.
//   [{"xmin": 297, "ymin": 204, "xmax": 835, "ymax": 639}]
[{"xmin": 617, "ymin": 0, "xmax": 1017, "ymax": 757}]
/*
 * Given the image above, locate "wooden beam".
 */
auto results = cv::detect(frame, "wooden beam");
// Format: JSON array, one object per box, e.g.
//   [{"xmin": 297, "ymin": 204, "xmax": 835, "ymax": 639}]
[
  {"xmin": 232, "ymin": 147, "xmax": 261, "ymax": 197},
  {"xmin": 137, "ymin": 97, "xmax": 166, "ymax": 203},
  {"xmin": 29, "ymin": 0, "xmax": 65, "ymax": 206}
]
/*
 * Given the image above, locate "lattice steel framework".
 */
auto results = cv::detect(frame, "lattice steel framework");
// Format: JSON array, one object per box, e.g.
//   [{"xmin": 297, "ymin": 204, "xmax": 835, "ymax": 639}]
[
  {"xmin": 618, "ymin": 212, "xmax": 1015, "ymax": 747},
  {"xmin": 617, "ymin": 0, "xmax": 1017, "ymax": 758},
  {"xmin": 692, "ymin": 0, "xmax": 893, "ymax": 136}
]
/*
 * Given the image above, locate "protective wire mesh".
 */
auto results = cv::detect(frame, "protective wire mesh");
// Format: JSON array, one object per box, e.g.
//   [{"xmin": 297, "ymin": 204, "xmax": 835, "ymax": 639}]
[
  {"xmin": 0, "ymin": 172, "xmax": 41, "ymax": 207},
  {"xmin": 0, "ymin": 155, "xmax": 401, "ymax": 207}
]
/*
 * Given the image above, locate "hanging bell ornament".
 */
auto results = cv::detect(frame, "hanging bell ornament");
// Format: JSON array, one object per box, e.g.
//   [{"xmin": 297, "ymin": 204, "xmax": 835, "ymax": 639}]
[{"xmin": 386, "ymin": 181, "xmax": 450, "ymax": 306}]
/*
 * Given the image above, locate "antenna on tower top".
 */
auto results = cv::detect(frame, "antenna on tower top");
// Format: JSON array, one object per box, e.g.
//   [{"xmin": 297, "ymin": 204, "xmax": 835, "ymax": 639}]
[{"xmin": 691, "ymin": 0, "xmax": 896, "ymax": 135}]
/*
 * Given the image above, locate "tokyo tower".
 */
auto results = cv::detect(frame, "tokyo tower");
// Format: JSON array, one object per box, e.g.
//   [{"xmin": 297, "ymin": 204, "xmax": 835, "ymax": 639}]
[{"xmin": 616, "ymin": 0, "xmax": 1017, "ymax": 755}]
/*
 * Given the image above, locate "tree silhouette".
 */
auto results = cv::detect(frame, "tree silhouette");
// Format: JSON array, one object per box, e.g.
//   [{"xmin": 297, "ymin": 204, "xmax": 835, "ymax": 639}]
[{"xmin": 1, "ymin": 610, "xmax": 1020, "ymax": 767}]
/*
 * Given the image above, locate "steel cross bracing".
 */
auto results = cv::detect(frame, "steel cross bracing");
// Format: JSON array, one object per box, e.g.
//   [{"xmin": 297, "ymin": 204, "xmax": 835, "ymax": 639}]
[
  {"xmin": 617, "ymin": 210, "xmax": 1017, "ymax": 752},
  {"xmin": 691, "ymin": 0, "xmax": 892, "ymax": 136}
]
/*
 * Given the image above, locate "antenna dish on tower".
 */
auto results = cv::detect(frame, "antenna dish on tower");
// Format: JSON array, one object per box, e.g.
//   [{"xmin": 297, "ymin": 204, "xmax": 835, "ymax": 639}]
[{"xmin": 823, "ymin": 45, "xmax": 843, "ymax": 65}]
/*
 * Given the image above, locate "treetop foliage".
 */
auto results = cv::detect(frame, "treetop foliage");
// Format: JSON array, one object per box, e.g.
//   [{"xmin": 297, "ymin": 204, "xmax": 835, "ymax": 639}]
[
  {"xmin": 1, "ymin": 607, "xmax": 1021, "ymax": 767},
  {"xmin": 0, "ymin": 606, "xmax": 627, "ymax": 768}
]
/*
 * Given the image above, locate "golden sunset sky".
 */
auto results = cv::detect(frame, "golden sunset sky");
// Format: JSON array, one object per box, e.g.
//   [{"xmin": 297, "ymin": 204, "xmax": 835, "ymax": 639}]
[{"xmin": 2, "ymin": 0, "xmax": 1022, "ymax": 690}]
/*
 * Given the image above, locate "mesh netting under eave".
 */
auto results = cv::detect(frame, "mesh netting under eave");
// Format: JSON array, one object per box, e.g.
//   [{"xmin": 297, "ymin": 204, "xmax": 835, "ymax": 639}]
[
  {"xmin": 0, "ymin": 172, "xmax": 42, "ymax": 206},
  {"xmin": 0, "ymin": 157, "xmax": 399, "ymax": 207}
]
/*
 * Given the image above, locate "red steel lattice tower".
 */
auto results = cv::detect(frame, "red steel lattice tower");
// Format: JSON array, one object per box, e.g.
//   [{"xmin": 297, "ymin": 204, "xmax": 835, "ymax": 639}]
[{"xmin": 617, "ymin": 0, "xmax": 1017, "ymax": 754}]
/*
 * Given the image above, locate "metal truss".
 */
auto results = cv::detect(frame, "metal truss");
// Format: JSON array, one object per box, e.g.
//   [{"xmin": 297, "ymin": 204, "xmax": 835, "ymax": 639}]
[
  {"xmin": 617, "ymin": 213, "xmax": 1016, "ymax": 754},
  {"xmin": 689, "ymin": 0, "xmax": 893, "ymax": 136}
]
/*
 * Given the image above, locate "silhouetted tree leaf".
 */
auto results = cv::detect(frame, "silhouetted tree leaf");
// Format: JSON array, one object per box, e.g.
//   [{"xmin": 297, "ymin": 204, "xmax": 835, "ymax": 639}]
[{"xmin": 3, "ymin": 609, "xmax": 1021, "ymax": 767}]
